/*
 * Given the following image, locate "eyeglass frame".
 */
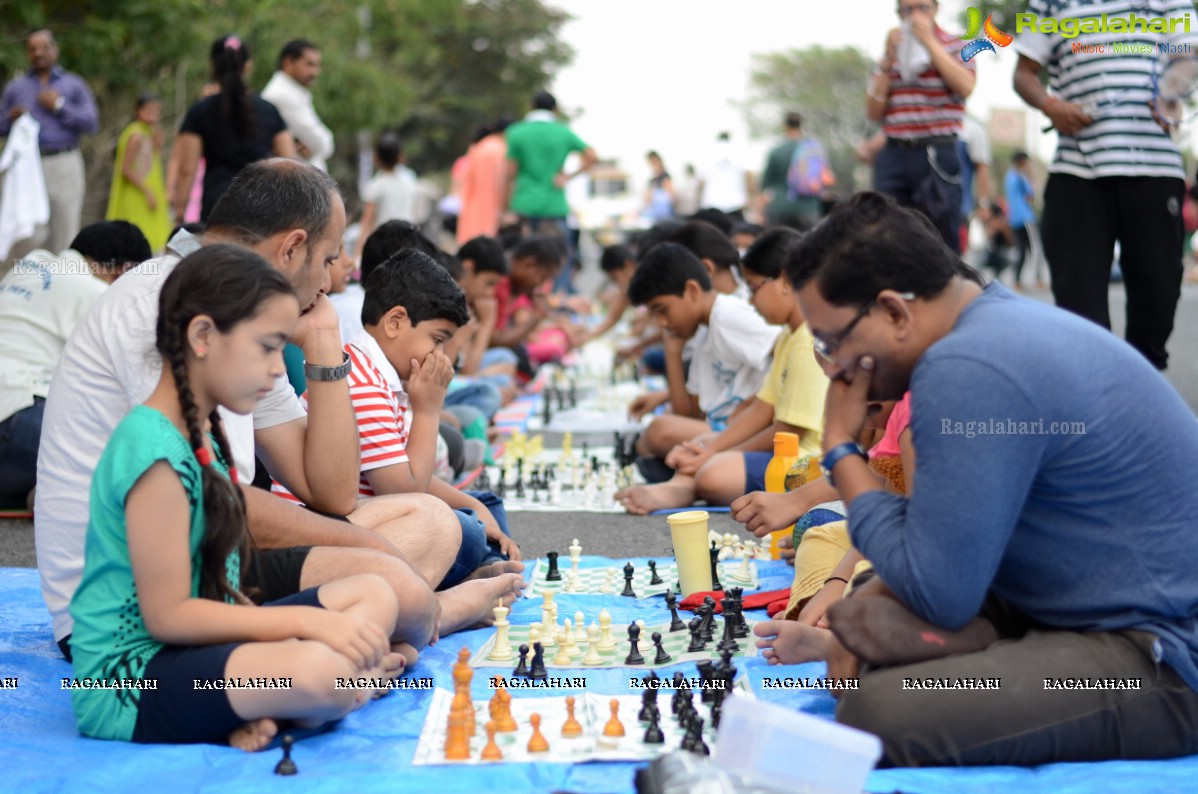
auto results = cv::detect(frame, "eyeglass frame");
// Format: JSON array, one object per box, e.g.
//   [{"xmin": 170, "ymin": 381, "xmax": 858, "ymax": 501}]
[
  {"xmin": 812, "ymin": 291, "xmax": 916, "ymax": 361},
  {"xmin": 897, "ymin": 2, "xmax": 935, "ymax": 17}
]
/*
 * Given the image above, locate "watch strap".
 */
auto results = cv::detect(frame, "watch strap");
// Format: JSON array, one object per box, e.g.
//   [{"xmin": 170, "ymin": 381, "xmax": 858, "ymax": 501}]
[
  {"xmin": 304, "ymin": 351, "xmax": 351, "ymax": 382},
  {"xmin": 820, "ymin": 442, "xmax": 867, "ymax": 488}
]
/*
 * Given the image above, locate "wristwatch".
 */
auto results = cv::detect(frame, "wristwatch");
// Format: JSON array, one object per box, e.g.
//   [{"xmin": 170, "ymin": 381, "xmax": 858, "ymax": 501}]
[
  {"xmin": 53, "ymin": 96, "xmax": 65, "ymax": 113},
  {"xmin": 304, "ymin": 351, "xmax": 351, "ymax": 382},
  {"xmin": 820, "ymin": 442, "xmax": 867, "ymax": 488}
]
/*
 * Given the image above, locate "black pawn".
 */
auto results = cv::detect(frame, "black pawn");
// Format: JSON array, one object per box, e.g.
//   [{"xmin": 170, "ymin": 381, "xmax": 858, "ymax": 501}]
[
  {"xmin": 542, "ymin": 388, "xmax": 553, "ymax": 425},
  {"xmin": 643, "ymin": 711, "xmax": 665, "ymax": 744},
  {"xmin": 274, "ymin": 735, "xmax": 297, "ymax": 776},
  {"xmin": 686, "ymin": 617, "xmax": 706, "ymax": 653},
  {"xmin": 647, "ymin": 560, "xmax": 665, "ymax": 586},
  {"xmin": 652, "ymin": 631, "xmax": 672, "ymax": 664},
  {"xmin": 689, "ymin": 718, "xmax": 710, "ymax": 756},
  {"xmin": 545, "ymin": 551, "xmax": 561, "ymax": 581},
  {"xmin": 513, "ymin": 644, "xmax": 530, "ymax": 678},
  {"xmin": 495, "ymin": 471, "xmax": 506, "ymax": 499},
  {"xmin": 625, "ymin": 622, "xmax": 645, "ymax": 665},
  {"xmin": 665, "ymin": 590, "xmax": 687, "ymax": 632},
  {"xmin": 621, "ymin": 562, "xmax": 637, "ymax": 597},
  {"xmin": 709, "ymin": 541, "xmax": 723, "ymax": 591},
  {"xmin": 638, "ymin": 689, "xmax": 655, "ymax": 721},
  {"xmin": 529, "ymin": 641, "xmax": 548, "ymax": 680}
]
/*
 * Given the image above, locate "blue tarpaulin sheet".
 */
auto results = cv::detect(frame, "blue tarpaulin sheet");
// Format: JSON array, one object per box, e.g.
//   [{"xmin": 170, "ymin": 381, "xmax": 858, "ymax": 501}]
[{"xmin": 2, "ymin": 563, "xmax": 1194, "ymax": 792}]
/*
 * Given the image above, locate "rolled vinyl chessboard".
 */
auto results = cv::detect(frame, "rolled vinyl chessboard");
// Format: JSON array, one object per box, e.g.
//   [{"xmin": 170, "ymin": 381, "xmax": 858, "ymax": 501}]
[
  {"xmin": 412, "ymin": 685, "xmax": 752, "ymax": 765},
  {"xmin": 468, "ymin": 617, "xmax": 759, "ymax": 670},
  {"xmin": 522, "ymin": 558, "xmax": 760, "ymax": 599}
]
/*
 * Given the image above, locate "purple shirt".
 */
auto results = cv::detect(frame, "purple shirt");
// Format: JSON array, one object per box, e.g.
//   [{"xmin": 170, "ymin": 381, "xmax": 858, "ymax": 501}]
[{"xmin": 0, "ymin": 66, "xmax": 99, "ymax": 151}]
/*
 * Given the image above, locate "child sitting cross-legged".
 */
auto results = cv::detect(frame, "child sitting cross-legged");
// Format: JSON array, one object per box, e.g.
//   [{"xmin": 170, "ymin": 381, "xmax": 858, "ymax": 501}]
[
  {"xmin": 616, "ymin": 229, "xmax": 827, "ymax": 514},
  {"xmin": 69, "ymin": 246, "xmax": 405, "ymax": 750},
  {"xmin": 616, "ymin": 242, "xmax": 779, "ymax": 496},
  {"xmin": 274, "ymin": 248, "xmax": 522, "ymax": 586}
]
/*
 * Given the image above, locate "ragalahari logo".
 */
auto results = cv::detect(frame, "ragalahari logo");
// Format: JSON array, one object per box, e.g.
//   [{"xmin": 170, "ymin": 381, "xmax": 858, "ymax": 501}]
[{"xmin": 960, "ymin": 7, "xmax": 1013, "ymax": 61}]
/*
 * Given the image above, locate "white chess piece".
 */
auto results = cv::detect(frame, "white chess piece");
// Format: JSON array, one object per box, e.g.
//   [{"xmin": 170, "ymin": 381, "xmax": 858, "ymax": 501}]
[
  {"xmin": 574, "ymin": 611, "xmax": 587, "ymax": 642},
  {"xmin": 548, "ymin": 480, "xmax": 562, "ymax": 505},
  {"xmin": 755, "ymin": 541, "xmax": 772, "ymax": 561},
  {"xmin": 730, "ymin": 544, "xmax": 754, "ymax": 584},
  {"xmin": 708, "ymin": 528, "xmax": 722, "ymax": 548},
  {"xmin": 598, "ymin": 569, "xmax": 616, "ymax": 594},
  {"xmin": 540, "ymin": 608, "xmax": 556, "ymax": 646},
  {"xmin": 597, "ymin": 608, "xmax": 616, "ymax": 651},
  {"xmin": 564, "ymin": 569, "xmax": 578, "ymax": 593},
  {"xmin": 529, "ymin": 624, "xmax": 542, "ymax": 647},
  {"xmin": 582, "ymin": 624, "xmax": 603, "ymax": 665},
  {"xmin": 553, "ymin": 628, "xmax": 572, "ymax": 664},
  {"xmin": 565, "ymin": 622, "xmax": 582, "ymax": 659},
  {"xmin": 568, "ymin": 537, "xmax": 582, "ymax": 565},
  {"xmin": 488, "ymin": 604, "xmax": 513, "ymax": 661},
  {"xmin": 719, "ymin": 533, "xmax": 736, "ymax": 561}
]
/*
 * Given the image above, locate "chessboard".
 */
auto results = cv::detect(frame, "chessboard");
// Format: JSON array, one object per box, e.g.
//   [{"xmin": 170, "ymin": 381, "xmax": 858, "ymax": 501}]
[
  {"xmin": 468, "ymin": 615, "xmax": 759, "ymax": 671},
  {"xmin": 412, "ymin": 683, "xmax": 753, "ymax": 766},
  {"xmin": 479, "ymin": 436, "xmax": 645, "ymax": 513},
  {"xmin": 523, "ymin": 558, "xmax": 759, "ymax": 599}
]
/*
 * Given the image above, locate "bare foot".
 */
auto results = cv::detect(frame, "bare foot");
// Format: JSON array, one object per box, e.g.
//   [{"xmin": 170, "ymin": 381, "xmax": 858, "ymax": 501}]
[
  {"xmin": 754, "ymin": 619, "xmax": 833, "ymax": 665},
  {"xmin": 227, "ymin": 717, "xmax": 279, "ymax": 752},
  {"xmin": 465, "ymin": 559, "xmax": 526, "ymax": 582},
  {"xmin": 437, "ymin": 573, "xmax": 526, "ymax": 635},
  {"xmin": 390, "ymin": 642, "xmax": 418, "ymax": 669},
  {"xmin": 615, "ymin": 481, "xmax": 695, "ymax": 516}
]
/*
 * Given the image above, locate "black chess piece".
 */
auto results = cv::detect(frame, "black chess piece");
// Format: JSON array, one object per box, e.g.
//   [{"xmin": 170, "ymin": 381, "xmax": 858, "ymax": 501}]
[
  {"xmin": 638, "ymin": 689, "xmax": 654, "ymax": 721},
  {"xmin": 556, "ymin": 386, "xmax": 567, "ymax": 411},
  {"xmin": 545, "ymin": 551, "xmax": 562, "ymax": 581},
  {"xmin": 542, "ymin": 388, "xmax": 553, "ymax": 426},
  {"xmin": 671, "ymin": 673, "xmax": 687, "ymax": 714},
  {"xmin": 686, "ymin": 617, "xmax": 706, "ymax": 653},
  {"xmin": 514, "ymin": 472, "xmax": 525, "ymax": 499},
  {"xmin": 700, "ymin": 597, "xmax": 717, "ymax": 642},
  {"xmin": 621, "ymin": 562, "xmax": 637, "ymax": 597},
  {"xmin": 625, "ymin": 622, "xmax": 645, "ymax": 665},
  {"xmin": 709, "ymin": 541, "xmax": 723, "ymax": 591},
  {"xmin": 718, "ymin": 597, "xmax": 740, "ymax": 653},
  {"xmin": 274, "ymin": 734, "xmax": 298, "ymax": 776},
  {"xmin": 476, "ymin": 466, "xmax": 490, "ymax": 491},
  {"xmin": 495, "ymin": 469, "xmax": 506, "ymax": 499},
  {"xmin": 710, "ymin": 697, "xmax": 723, "ymax": 729},
  {"xmin": 651, "ymin": 631, "xmax": 672, "ymax": 664},
  {"xmin": 665, "ymin": 590, "xmax": 687, "ymax": 632},
  {"xmin": 690, "ymin": 717, "xmax": 710, "ymax": 755},
  {"xmin": 531, "ymin": 475, "xmax": 540, "ymax": 502},
  {"xmin": 647, "ymin": 560, "xmax": 665, "ymax": 586},
  {"xmin": 643, "ymin": 711, "xmax": 665, "ymax": 744},
  {"xmin": 568, "ymin": 378, "xmax": 577, "ymax": 408},
  {"xmin": 529, "ymin": 641, "xmax": 548, "ymax": 680},
  {"xmin": 727, "ymin": 586, "xmax": 750, "ymax": 639},
  {"xmin": 696, "ymin": 660, "xmax": 716, "ymax": 703},
  {"xmin": 513, "ymin": 644, "xmax": 530, "ymax": 678},
  {"xmin": 582, "ymin": 441, "xmax": 590, "ymax": 460}
]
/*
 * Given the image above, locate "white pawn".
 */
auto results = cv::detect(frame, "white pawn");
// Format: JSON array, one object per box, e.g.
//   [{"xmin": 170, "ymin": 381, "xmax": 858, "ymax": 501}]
[
  {"xmin": 597, "ymin": 609, "xmax": 616, "ymax": 651},
  {"xmin": 755, "ymin": 541, "xmax": 773, "ymax": 561},
  {"xmin": 564, "ymin": 569, "xmax": 579, "ymax": 593},
  {"xmin": 529, "ymin": 624, "xmax": 542, "ymax": 647},
  {"xmin": 553, "ymin": 628, "xmax": 572, "ymax": 664},
  {"xmin": 566, "ymin": 623, "xmax": 582, "ymax": 659},
  {"xmin": 574, "ymin": 611, "xmax": 587, "ymax": 642},
  {"xmin": 708, "ymin": 528, "xmax": 722, "ymax": 548},
  {"xmin": 582, "ymin": 624, "xmax": 603, "ymax": 665},
  {"xmin": 540, "ymin": 608, "xmax": 556, "ymax": 647},
  {"xmin": 548, "ymin": 480, "xmax": 562, "ymax": 505},
  {"xmin": 488, "ymin": 603, "xmax": 513, "ymax": 661},
  {"xmin": 598, "ymin": 569, "xmax": 616, "ymax": 594},
  {"xmin": 719, "ymin": 533, "xmax": 736, "ymax": 561}
]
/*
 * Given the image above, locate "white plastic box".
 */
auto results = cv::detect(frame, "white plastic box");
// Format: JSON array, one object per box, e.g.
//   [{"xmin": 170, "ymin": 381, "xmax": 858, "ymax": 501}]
[{"xmin": 714, "ymin": 695, "xmax": 882, "ymax": 794}]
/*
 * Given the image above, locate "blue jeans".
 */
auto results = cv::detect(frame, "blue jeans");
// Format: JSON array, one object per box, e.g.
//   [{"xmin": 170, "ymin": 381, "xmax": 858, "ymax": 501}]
[
  {"xmin": 441, "ymin": 490, "xmax": 512, "ymax": 588},
  {"xmin": 875, "ymin": 139, "xmax": 962, "ymax": 253},
  {"xmin": 445, "ymin": 379, "xmax": 503, "ymax": 420},
  {"xmin": 0, "ymin": 398, "xmax": 44, "ymax": 507}
]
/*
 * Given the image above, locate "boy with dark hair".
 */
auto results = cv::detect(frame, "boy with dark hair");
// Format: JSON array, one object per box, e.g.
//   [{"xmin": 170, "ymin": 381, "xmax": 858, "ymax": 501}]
[
  {"xmin": 575, "ymin": 244, "xmax": 638, "ymax": 347},
  {"xmin": 669, "ymin": 220, "xmax": 748, "ymax": 298},
  {"xmin": 357, "ymin": 134, "xmax": 418, "ymax": 257},
  {"xmin": 274, "ymin": 249, "xmax": 520, "ymax": 580},
  {"xmin": 625, "ymin": 242, "xmax": 778, "ymax": 463},
  {"xmin": 454, "ymin": 235, "xmax": 516, "ymax": 382},
  {"xmin": 489, "ymin": 236, "xmax": 561, "ymax": 350}
]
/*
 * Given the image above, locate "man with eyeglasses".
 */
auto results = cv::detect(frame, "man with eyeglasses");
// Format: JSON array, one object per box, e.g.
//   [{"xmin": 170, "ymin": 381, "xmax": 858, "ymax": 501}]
[
  {"xmin": 867, "ymin": 0, "xmax": 976, "ymax": 252},
  {"xmin": 1013, "ymin": 0, "xmax": 1197, "ymax": 371},
  {"xmin": 785, "ymin": 192, "xmax": 1198, "ymax": 767}
]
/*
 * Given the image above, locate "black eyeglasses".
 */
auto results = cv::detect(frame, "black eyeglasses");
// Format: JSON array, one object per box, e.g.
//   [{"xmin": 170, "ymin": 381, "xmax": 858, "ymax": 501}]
[{"xmin": 813, "ymin": 292, "xmax": 915, "ymax": 361}]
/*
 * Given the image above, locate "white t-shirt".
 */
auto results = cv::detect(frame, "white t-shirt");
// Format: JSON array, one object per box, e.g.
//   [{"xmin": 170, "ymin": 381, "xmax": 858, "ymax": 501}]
[
  {"xmin": 35, "ymin": 230, "xmax": 306, "ymax": 641},
  {"xmin": 330, "ymin": 282, "xmax": 365, "ymax": 348},
  {"xmin": 362, "ymin": 167, "xmax": 417, "ymax": 224},
  {"xmin": 0, "ymin": 249, "xmax": 105, "ymax": 424},
  {"xmin": 701, "ymin": 140, "xmax": 750, "ymax": 213},
  {"xmin": 686, "ymin": 293, "xmax": 779, "ymax": 428}
]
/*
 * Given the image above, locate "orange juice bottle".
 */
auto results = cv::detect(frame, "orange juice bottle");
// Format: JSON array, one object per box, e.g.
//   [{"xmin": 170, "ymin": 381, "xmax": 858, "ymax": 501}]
[{"xmin": 764, "ymin": 432, "xmax": 800, "ymax": 559}]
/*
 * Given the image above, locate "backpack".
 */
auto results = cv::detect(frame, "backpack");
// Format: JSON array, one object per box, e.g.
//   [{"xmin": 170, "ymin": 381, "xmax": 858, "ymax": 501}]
[{"xmin": 786, "ymin": 139, "xmax": 835, "ymax": 200}]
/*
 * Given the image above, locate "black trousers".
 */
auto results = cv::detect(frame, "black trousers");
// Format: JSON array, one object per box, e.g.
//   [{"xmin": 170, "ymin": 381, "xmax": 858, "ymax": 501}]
[{"xmin": 1040, "ymin": 173, "xmax": 1184, "ymax": 369}]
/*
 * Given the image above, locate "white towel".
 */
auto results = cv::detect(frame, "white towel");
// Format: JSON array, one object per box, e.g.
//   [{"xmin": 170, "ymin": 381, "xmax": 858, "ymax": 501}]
[{"xmin": 0, "ymin": 114, "xmax": 51, "ymax": 261}]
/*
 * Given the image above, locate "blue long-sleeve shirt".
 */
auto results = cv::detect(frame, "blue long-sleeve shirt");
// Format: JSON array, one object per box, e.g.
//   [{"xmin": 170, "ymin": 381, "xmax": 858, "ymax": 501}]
[
  {"xmin": 848, "ymin": 283, "xmax": 1198, "ymax": 690},
  {"xmin": 0, "ymin": 66, "xmax": 99, "ymax": 150}
]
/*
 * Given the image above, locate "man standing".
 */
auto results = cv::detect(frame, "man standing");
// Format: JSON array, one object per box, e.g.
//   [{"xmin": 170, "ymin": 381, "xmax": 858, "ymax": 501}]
[
  {"xmin": 1013, "ymin": 0, "xmax": 1197, "ymax": 370},
  {"xmin": 760, "ymin": 111, "xmax": 824, "ymax": 230},
  {"xmin": 866, "ymin": 0, "xmax": 975, "ymax": 252},
  {"xmin": 701, "ymin": 132, "xmax": 754, "ymax": 222},
  {"xmin": 0, "ymin": 30, "xmax": 99, "ymax": 258},
  {"xmin": 505, "ymin": 91, "xmax": 597, "ymax": 291},
  {"xmin": 261, "ymin": 39, "xmax": 334, "ymax": 172}
]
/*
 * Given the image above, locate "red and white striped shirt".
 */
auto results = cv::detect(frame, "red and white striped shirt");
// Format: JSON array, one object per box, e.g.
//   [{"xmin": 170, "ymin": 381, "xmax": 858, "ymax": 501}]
[
  {"xmin": 883, "ymin": 27, "xmax": 974, "ymax": 141},
  {"xmin": 272, "ymin": 332, "xmax": 409, "ymax": 503}
]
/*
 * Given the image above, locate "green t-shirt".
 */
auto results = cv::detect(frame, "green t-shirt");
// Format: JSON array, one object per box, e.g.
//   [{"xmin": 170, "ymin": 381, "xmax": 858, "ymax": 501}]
[
  {"xmin": 761, "ymin": 138, "xmax": 821, "ymax": 222},
  {"xmin": 69, "ymin": 405, "xmax": 237, "ymax": 741},
  {"xmin": 505, "ymin": 117, "xmax": 587, "ymax": 218}
]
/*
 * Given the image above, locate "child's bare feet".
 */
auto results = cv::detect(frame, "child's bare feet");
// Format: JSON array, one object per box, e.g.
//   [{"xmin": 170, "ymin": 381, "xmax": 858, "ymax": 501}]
[
  {"xmin": 227, "ymin": 717, "xmax": 278, "ymax": 751},
  {"xmin": 437, "ymin": 573, "xmax": 526, "ymax": 635},
  {"xmin": 754, "ymin": 619, "xmax": 833, "ymax": 665},
  {"xmin": 465, "ymin": 559, "xmax": 525, "ymax": 582},
  {"xmin": 615, "ymin": 482, "xmax": 694, "ymax": 515}
]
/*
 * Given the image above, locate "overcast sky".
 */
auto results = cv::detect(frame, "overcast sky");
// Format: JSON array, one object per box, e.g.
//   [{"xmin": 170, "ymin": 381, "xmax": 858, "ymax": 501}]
[{"xmin": 549, "ymin": 0, "xmax": 1052, "ymax": 189}]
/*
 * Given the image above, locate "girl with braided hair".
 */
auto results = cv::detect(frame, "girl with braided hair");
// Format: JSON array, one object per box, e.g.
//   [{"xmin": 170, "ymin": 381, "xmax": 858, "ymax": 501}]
[{"xmin": 68, "ymin": 244, "xmax": 401, "ymax": 750}]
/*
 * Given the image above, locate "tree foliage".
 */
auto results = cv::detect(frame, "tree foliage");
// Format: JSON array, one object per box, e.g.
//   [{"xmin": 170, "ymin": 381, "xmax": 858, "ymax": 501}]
[
  {"xmin": 1, "ymin": 0, "xmax": 573, "ymax": 221},
  {"xmin": 739, "ymin": 46, "xmax": 875, "ymax": 194}
]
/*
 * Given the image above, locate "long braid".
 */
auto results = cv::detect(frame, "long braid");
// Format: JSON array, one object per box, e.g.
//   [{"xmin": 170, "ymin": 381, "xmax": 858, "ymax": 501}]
[
  {"xmin": 163, "ymin": 315, "xmax": 249, "ymax": 604},
  {"xmin": 207, "ymin": 407, "xmax": 257, "ymax": 603}
]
